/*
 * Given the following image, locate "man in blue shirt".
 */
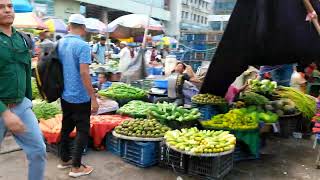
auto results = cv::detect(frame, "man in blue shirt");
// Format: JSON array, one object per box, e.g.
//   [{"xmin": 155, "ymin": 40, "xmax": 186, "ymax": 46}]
[
  {"xmin": 92, "ymin": 36, "xmax": 107, "ymax": 64},
  {"xmin": 57, "ymin": 14, "xmax": 98, "ymax": 178}
]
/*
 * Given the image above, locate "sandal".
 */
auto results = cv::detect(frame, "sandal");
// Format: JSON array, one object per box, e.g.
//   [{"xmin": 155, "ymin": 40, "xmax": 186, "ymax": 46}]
[
  {"xmin": 57, "ymin": 160, "xmax": 72, "ymax": 169},
  {"xmin": 69, "ymin": 164, "xmax": 94, "ymax": 178}
]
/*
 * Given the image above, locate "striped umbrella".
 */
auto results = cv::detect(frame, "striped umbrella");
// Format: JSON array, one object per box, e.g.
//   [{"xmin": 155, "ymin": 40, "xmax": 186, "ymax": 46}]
[
  {"xmin": 13, "ymin": 12, "xmax": 47, "ymax": 29},
  {"xmin": 44, "ymin": 18, "xmax": 68, "ymax": 33},
  {"xmin": 12, "ymin": 0, "xmax": 33, "ymax": 13}
]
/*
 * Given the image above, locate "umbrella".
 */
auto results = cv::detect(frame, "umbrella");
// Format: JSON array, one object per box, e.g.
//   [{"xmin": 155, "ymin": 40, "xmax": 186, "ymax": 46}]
[
  {"xmin": 14, "ymin": 12, "xmax": 47, "ymax": 29},
  {"xmin": 152, "ymin": 35, "xmax": 177, "ymax": 45},
  {"xmin": 44, "ymin": 18, "xmax": 68, "ymax": 33},
  {"xmin": 12, "ymin": 0, "xmax": 33, "ymax": 13},
  {"xmin": 107, "ymin": 14, "xmax": 164, "ymax": 38},
  {"xmin": 161, "ymin": 36, "xmax": 177, "ymax": 45},
  {"xmin": 85, "ymin": 18, "xmax": 107, "ymax": 33}
]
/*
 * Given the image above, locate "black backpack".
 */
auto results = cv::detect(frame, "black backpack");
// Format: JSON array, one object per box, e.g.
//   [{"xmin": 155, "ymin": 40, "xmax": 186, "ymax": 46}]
[{"xmin": 34, "ymin": 42, "xmax": 64, "ymax": 103}]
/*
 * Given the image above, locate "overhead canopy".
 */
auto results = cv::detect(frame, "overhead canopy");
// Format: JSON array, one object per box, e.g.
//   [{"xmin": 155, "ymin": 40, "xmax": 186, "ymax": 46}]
[
  {"xmin": 107, "ymin": 14, "xmax": 164, "ymax": 38},
  {"xmin": 13, "ymin": 12, "xmax": 47, "ymax": 29},
  {"xmin": 85, "ymin": 18, "xmax": 107, "ymax": 33},
  {"xmin": 201, "ymin": 0, "xmax": 320, "ymax": 96}
]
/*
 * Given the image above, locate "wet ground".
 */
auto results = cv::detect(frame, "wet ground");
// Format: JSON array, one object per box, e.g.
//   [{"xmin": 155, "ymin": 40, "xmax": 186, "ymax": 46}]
[{"xmin": 0, "ymin": 136, "xmax": 319, "ymax": 180}]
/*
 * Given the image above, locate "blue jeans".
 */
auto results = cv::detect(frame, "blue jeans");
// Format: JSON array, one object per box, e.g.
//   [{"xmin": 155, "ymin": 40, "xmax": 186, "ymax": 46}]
[{"xmin": 0, "ymin": 98, "xmax": 46, "ymax": 180}]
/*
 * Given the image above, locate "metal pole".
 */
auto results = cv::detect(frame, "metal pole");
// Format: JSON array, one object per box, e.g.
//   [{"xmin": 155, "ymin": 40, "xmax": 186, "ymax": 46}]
[{"xmin": 142, "ymin": 0, "xmax": 154, "ymax": 48}]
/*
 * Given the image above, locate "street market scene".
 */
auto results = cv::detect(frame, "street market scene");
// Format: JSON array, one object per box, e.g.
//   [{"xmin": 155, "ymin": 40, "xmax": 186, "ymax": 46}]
[{"xmin": 2, "ymin": 0, "xmax": 320, "ymax": 180}]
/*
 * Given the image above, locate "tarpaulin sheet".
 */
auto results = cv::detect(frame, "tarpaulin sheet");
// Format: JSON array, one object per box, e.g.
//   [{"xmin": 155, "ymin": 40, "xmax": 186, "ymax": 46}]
[
  {"xmin": 201, "ymin": 0, "xmax": 320, "ymax": 96},
  {"xmin": 40, "ymin": 115, "xmax": 132, "ymax": 148}
]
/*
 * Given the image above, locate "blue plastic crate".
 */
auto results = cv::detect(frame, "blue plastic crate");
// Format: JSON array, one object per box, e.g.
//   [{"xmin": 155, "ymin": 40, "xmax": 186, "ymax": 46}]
[
  {"xmin": 153, "ymin": 67, "xmax": 163, "ymax": 75},
  {"xmin": 106, "ymin": 133, "xmax": 123, "ymax": 156},
  {"xmin": 122, "ymin": 140, "xmax": 159, "ymax": 168},
  {"xmin": 154, "ymin": 79, "xmax": 168, "ymax": 89},
  {"xmin": 192, "ymin": 104, "xmax": 219, "ymax": 121}
]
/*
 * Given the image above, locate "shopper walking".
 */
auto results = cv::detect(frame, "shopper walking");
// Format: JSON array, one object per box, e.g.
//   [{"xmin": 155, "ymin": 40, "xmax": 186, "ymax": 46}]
[
  {"xmin": 57, "ymin": 14, "xmax": 99, "ymax": 178},
  {"xmin": 92, "ymin": 36, "xmax": 107, "ymax": 64},
  {"xmin": 0, "ymin": 1, "xmax": 46, "ymax": 180},
  {"xmin": 118, "ymin": 41, "xmax": 131, "ymax": 81}
]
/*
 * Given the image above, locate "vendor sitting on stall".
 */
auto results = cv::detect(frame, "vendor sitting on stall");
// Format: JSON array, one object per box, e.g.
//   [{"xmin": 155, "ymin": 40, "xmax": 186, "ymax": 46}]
[
  {"xmin": 166, "ymin": 62, "xmax": 201, "ymax": 106},
  {"xmin": 225, "ymin": 66, "xmax": 259, "ymax": 104},
  {"xmin": 92, "ymin": 72, "xmax": 111, "ymax": 91}
]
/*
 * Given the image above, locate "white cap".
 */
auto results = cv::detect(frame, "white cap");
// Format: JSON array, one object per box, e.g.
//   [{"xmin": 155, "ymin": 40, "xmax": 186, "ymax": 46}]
[
  {"xmin": 120, "ymin": 41, "xmax": 127, "ymax": 45},
  {"xmin": 68, "ymin": 14, "xmax": 86, "ymax": 26}
]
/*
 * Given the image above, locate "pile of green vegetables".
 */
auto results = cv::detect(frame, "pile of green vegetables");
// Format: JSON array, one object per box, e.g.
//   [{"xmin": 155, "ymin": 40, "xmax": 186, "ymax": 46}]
[
  {"xmin": 32, "ymin": 100, "xmax": 61, "ymax": 120},
  {"xmin": 165, "ymin": 127, "xmax": 236, "ymax": 154},
  {"xmin": 265, "ymin": 99, "xmax": 298, "ymax": 116},
  {"xmin": 31, "ymin": 78, "xmax": 41, "ymax": 100},
  {"xmin": 117, "ymin": 100, "xmax": 155, "ymax": 118},
  {"xmin": 276, "ymin": 87, "xmax": 316, "ymax": 119},
  {"xmin": 148, "ymin": 102, "xmax": 201, "ymax": 122},
  {"xmin": 192, "ymin": 93, "xmax": 227, "ymax": 105},
  {"xmin": 248, "ymin": 79, "xmax": 277, "ymax": 94},
  {"xmin": 240, "ymin": 92, "xmax": 270, "ymax": 106},
  {"xmin": 201, "ymin": 106, "xmax": 278, "ymax": 130},
  {"xmin": 114, "ymin": 119, "xmax": 171, "ymax": 138},
  {"xmin": 98, "ymin": 83, "xmax": 147, "ymax": 100}
]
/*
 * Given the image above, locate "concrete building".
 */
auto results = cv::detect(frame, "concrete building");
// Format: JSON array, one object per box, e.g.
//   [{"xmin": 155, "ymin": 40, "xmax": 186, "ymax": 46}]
[
  {"xmin": 208, "ymin": 0, "xmax": 236, "ymax": 31},
  {"xmin": 31, "ymin": 0, "xmax": 213, "ymax": 38},
  {"xmin": 180, "ymin": 0, "xmax": 212, "ymax": 32}
]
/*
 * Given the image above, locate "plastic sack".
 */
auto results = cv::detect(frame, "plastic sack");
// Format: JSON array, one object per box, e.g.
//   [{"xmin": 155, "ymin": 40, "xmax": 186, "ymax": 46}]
[{"xmin": 96, "ymin": 98, "xmax": 119, "ymax": 115}]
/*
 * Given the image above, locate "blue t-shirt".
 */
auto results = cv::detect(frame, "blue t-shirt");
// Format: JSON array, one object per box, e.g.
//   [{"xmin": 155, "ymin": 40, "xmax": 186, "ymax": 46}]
[
  {"xmin": 92, "ymin": 43, "xmax": 106, "ymax": 64},
  {"xmin": 58, "ymin": 34, "xmax": 91, "ymax": 103}
]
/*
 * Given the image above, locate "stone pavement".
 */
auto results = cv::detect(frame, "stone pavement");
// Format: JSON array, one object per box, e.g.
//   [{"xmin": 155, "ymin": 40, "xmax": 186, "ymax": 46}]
[{"xmin": 0, "ymin": 136, "xmax": 320, "ymax": 180}]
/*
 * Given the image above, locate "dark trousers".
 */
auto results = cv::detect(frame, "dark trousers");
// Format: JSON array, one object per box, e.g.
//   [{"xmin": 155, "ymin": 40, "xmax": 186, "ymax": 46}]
[{"xmin": 60, "ymin": 99, "xmax": 91, "ymax": 167}]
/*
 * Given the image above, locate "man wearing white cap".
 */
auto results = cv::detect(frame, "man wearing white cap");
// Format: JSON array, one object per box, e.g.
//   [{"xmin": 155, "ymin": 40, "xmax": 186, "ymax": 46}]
[
  {"xmin": 57, "ymin": 14, "xmax": 98, "ymax": 177},
  {"xmin": 118, "ymin": 41, "xmax": 131, "ymax": 81}
]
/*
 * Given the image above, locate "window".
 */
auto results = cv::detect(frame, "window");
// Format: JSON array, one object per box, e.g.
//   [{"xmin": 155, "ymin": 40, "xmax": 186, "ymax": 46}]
[
  {"xmin": 190, "ymin": 0, "xmax": 193, "ymax": 3},
  {"xmin": 201, "ymin": 16, "xmax": 204, "ymax": 24},
  {"xmin": 185, "ymin": 12, "xmax": 189, "ymax": 19},
  {"xmin": 181, "ymin": 11, "xmax": 184, "ymax": 18},
  {"xmin": 205, "ymin": 17, "xmax": 208, "ymax": 24},
  {"xmin": 193, "ymin": 14, "xmax": 197, "ymax": 21},
  {"xmin": 197, "ymin": 15, "xmax": 200, "ymax": 23}
]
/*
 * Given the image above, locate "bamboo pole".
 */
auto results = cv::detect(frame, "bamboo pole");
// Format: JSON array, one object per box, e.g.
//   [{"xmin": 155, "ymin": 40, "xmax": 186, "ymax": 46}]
[
  {"xmin": 303, "ymin": 0, "xmax": 320, "ymax": 35},
  {"xmin": 142, "ymin": 0, "xmax": 154, "ymax": 48}
]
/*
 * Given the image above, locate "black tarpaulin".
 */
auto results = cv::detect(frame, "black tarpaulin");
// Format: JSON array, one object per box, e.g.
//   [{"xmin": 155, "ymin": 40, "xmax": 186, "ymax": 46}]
[{"xmin": 201, "ymin": 0, "xmax": 320, "ymax": 96}]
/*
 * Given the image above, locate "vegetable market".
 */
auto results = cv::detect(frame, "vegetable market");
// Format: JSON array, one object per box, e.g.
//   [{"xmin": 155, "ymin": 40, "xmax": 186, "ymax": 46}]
[{"xmin": 4, "ymin": 2, "xmax": 320, "ymax": 179}]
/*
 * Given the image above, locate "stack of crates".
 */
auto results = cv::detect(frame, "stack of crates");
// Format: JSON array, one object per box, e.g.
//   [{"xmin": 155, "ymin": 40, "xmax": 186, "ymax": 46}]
[
  {"xmin": 159, "ymin": 143, "xmax": 188, "ymax": 173},
  {"xmin": 105, "ymin": 133, "xmax": 123, "ymax": 156}
]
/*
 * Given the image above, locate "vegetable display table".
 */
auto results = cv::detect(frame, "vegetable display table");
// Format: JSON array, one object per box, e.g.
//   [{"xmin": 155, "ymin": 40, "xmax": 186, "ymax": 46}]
[
  {"xmin": 112, "ymin": 131, "xmax": 164, "ymax": 142},
  {"xmin": 165, "ymin": 141, "xmax": 234, "ymax": 157},
  {"xmin": 40, "ymin": 115, "xmax": 132, "ymax": 148}
]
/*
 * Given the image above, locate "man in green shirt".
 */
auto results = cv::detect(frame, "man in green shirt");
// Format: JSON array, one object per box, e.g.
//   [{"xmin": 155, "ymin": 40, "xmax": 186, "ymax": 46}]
[{"xmin": 0, "ymin": 1, "xmax": 46, "ymax": 180}]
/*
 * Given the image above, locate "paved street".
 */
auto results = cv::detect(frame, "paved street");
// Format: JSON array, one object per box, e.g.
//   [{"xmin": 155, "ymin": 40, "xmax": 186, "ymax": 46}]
[{"xmin": 1, "ymin": 136, "xmax": 320, "ymax": 180}]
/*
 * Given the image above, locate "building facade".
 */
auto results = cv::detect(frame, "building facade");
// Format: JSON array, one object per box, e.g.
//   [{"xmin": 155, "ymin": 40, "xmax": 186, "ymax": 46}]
[
  {"xmin": 208, "ymin": 0, "xmax": 236, "ymax": 31},
  {"xmin": 180, "ymin": 0, "xmax": 212, "ymax": 32}
]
